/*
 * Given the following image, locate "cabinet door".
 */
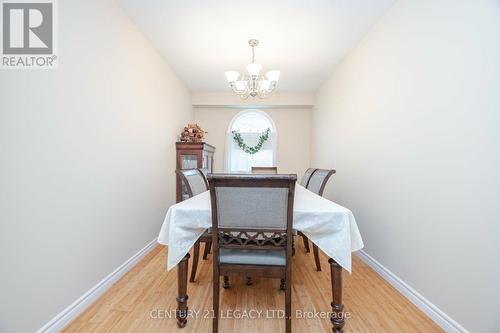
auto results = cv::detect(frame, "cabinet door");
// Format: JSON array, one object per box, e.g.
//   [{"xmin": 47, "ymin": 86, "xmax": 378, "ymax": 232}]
[
  {"xmin": 202, "ymin": 152, "xmax": 207, "ymax": 169},
  {"xmin": 208, "ymin": 154, "xmax": 214, "ymax": 173},
  {"xmin": 179, "ymin": 154, "xmax": 199, "ymax": 201},
  {"xmin": 202, "ymin": 151, "xmax": 214, "ymax": 173},
  {"xmin": 180, "ymin": 154, "xmax": 198, "ymax": 169}
]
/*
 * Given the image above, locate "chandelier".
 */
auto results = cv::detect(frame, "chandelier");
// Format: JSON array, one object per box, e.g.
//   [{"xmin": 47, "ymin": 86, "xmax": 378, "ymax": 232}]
[{"xmin": 224, "ymin": 39, "xmax": 280, "ymax": 99}]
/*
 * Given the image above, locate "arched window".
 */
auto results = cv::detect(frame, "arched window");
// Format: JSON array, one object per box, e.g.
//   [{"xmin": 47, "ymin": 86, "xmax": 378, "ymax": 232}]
[{"xmin": 224, "ymin": 110, "xmax": 277, "ymax": 172}]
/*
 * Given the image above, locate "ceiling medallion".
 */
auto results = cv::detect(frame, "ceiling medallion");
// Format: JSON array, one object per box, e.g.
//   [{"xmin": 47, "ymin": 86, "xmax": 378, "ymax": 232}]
[{"xmin": 224, "ymin": 39, "xmax": 280, "ymax": 99}]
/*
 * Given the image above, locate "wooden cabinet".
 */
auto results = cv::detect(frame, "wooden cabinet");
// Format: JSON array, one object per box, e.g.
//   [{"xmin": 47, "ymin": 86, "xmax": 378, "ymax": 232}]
[{"xmin": 175, "ymin": 142, "xmax": 215, "ymax": 202}]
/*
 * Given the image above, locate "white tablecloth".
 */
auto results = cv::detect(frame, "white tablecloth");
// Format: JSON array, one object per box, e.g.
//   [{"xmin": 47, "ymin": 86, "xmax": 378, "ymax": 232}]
[{"xmin": 158, "ymin": 185, "xmax": 364, "ymax": 272}]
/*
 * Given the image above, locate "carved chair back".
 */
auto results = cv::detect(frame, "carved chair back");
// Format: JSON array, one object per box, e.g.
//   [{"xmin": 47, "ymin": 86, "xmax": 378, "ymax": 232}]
[{"xmin": 208, "ymin": 174, "xmax": 296, "ymax": 253}]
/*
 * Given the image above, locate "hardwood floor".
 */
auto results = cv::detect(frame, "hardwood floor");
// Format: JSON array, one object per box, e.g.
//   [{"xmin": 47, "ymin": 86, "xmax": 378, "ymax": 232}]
[{"xmin": 64, "ymin": 245, "xmax": 442, "ymax": 333}]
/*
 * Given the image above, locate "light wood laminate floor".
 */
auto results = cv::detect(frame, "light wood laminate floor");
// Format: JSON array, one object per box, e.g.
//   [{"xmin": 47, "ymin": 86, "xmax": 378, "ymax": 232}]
[{"xmin": 63, "ymin": 245, "xmax": 442, "ymax": 332}]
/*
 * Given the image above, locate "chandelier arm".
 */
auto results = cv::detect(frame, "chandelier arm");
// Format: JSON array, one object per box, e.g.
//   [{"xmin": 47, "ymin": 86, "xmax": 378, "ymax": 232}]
[
  {"xmin": 238, "ymin": 89, "xmax": 250, "ymax": 99},
  {"xmin": 268, "ymin": 81, "xmax": 277, "ymax": 93},
  {"xmin": 230, "ymin": 83, "xmax": 248, "ymax": 96},
  {"xmin": 258, "ymin": 81, "xmax": 277, "ymax": 98}
]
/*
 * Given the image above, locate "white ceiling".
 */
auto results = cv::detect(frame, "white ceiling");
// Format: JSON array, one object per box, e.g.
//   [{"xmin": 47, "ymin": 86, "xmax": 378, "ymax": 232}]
[{"xmin": 119, "ymin": 0, "xmax": 395, "ymax": 92}]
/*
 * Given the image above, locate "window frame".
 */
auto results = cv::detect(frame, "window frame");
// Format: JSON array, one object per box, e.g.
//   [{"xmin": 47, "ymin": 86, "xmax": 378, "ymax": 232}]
[{"xmin": 224, "ymin": 109, "xmax": 278, "ymax": 173}]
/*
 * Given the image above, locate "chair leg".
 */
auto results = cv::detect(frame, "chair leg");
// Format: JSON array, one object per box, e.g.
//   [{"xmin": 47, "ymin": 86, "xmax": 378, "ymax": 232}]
[
  {"xmin": 189, "ymin": 241, "xmax": 200, "ymax": 282},
  {"xmin": 329, "ymin": 258, "xmax": 345, "ymax": 332},
  {"xmin": 223, "ymin": 275, "xmax": 230, "ymax": 289},
  {"xmin": 203, "ymin": 240, "xmax": 212, "ymax": 260},
  {"xmin": 313, "ymin": 244, "xmax": 322, "ymax": 271},
  {"xmin": 280, "ymin": 278, "xmax": 285, "ymax": 291},
  {"xmin": 213, "ymin": 274, "xmax": 220, "ymax": 333},
  {"xmin": 285, "ymin": 274, "xmax": 292, "ymax": 333},
  {"xmin": 246, "ymin": 276, "xmax": 253, "ymax": 286},
  {"xmin": 301, "ymin": 234, "xmax": 310, "ymax": 253},
  {"xmin": 176, "ymin": 254, "xmax": 190, "ymax": 328}
]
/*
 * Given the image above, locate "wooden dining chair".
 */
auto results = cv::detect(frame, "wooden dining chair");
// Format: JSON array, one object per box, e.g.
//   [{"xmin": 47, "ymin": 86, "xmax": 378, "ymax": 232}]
[
  {"xmin": 251, "ymin": 166, "xmax": 278, "ymax": 174},
  {"xmin": 296, "ymin": 168, "xmax": 317, "ymax": 253},
  {"xmin": 302, "ymin": 168, "xmax": 336, "ymax": 271},
  {"xmin": 175, "ymin": 168, "xmax": 212, "ymax": 282},
  {"xmin": 208, "ymin": 174, "xmax": 296, "ymax": 333},
  {"xmin": 306, "ymin": 169, "xmax": 336, "ymax": 197}
]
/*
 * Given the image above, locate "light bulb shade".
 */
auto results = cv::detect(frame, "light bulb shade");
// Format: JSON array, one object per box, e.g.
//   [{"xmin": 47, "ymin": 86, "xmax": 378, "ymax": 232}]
[
  {"xmin": 224, "ymin": 70, "xmax": 240, "ymax": 83},
  {"xmin": 246, "ymin": 63, "xmax": 262, "ymax": 77},
  {"xmin": 260, "ymin": 80, "xmax": 271, "ymax": 91},
  {"xmin": 234, "ymin": 80, "xmax": 247, "ymax": 91},
  {"xmin": 265, "ymin": 70, "xmax": 280, "ymax": 82}
]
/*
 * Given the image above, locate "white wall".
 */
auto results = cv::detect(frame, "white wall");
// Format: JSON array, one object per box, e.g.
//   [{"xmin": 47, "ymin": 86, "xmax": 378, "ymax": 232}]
[
  {"xmin": 193, "ymin": 92, "xmax": 312, "ymax": 176},
  {"xmin": 311, "ymin": 0, "xmax": 500, "ymax": 332},
  {"xmin": 0, "ymin": 0, "xmax": 192, "ymax": 332}
]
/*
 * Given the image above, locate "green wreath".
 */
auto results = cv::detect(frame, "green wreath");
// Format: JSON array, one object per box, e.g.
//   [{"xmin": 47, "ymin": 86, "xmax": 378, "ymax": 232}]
[{"xmin": 232, "ymin": 128, "xmax": 271, "ymax": 155}]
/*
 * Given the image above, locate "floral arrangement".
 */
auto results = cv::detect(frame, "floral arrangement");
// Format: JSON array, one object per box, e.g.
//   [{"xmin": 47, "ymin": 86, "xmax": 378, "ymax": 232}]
[
  {"xmin": 232, "ymin": 128, "xmax": 271, "ymax": 154},
  {"xmin": 180, "ymin": 123, "xmax": 206, "ymax": 143}
]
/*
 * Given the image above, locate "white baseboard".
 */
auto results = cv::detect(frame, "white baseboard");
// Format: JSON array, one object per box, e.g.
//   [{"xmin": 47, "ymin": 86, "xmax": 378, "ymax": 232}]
[
  {"xmin": 356, "ymin": 250, "xmax": 468, "ymax": 333},
  {"xmin": 36, "ymin": 239, "xmax": 158, "ymax": 333}
]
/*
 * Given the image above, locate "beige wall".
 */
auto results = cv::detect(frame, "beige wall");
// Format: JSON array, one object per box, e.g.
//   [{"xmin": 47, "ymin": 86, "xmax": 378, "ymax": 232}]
[
  {"xmin": 194, "ymin": 107, "xmax": 311, "ymax": 177},
  {"xmin": 312, "ymin": 0, "xmax": 500, "ymax": 332},
  {"xmin": 0, "ymin": 0, "xmax": 192, "ymax": 332}
]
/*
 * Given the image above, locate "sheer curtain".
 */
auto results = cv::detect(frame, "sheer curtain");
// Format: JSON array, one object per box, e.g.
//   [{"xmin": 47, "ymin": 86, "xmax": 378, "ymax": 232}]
[{"xmin": 224, "ymin": 110, "xmax": 277, "ymax": 173}]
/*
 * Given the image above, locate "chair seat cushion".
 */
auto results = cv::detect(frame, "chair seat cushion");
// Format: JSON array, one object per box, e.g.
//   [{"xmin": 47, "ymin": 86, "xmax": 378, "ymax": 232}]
[{"xmin": 219, "ymin": 248, "xmax": 286, "ymax": 266}]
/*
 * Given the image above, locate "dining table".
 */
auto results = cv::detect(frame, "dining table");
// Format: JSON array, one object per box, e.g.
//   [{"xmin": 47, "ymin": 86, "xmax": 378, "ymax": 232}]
[{"xmin": 157, "ymin": 183, "xmax": 364, "ymax": 332}]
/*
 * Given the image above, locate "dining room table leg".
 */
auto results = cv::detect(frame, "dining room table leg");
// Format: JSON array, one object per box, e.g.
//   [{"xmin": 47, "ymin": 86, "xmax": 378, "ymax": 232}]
[
  {"xmin": 176, "ymin": 253, "xmax": 190, "ymax": 328},
  {"xmin": 190, "ymin": 241, "xmax": 200, "ymax": 282},
  {"xmin": 328, "ymin": 258, "xmax": 345, "ymax": 333}
]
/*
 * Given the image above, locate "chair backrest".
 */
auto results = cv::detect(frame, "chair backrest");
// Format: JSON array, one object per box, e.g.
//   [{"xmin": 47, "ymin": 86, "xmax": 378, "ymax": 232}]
[
  {"xmin": 300, "ymin": 168, "xmax": 317, "ymax": 187},
  {"xmin": 306, "ymin": 169, "xmax": 336, "ymax": 196},
  {"xmin": 199, "ymin": 168, "xmax": 210, "ymax": 179},
  {"xmin": 251, "ymin": 166, "xmax": 278, "ymax": 174},
  {"xmin": 208, "ymin": 174, "xmax": 296, "ymax": 251},
  {"xmin": 176, "ymin": 168, "xmax": 208, "ymax": 198}
]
